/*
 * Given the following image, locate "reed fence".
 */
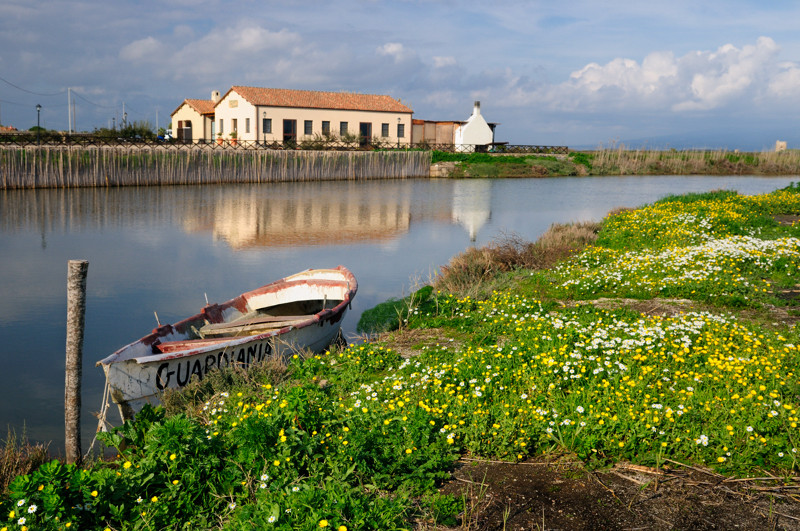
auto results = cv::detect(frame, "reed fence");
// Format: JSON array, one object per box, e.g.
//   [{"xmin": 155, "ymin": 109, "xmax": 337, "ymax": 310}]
[
  {"xmin": 0, "ymin": 145, "xmax": 433, "ymax": 189},
  {"xmin": 584, "ymin": 146, "xmax": 800, "ymax": 175}
]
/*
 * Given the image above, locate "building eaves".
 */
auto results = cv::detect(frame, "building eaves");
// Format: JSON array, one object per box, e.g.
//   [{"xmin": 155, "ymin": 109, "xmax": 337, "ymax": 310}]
[
  {"xmin": 229, "ymin": 86, "xmax": 413, "ymax": 114},
  {"xmin": 171, "ymin": 99, "xmax": 215, "ymax": 117}
]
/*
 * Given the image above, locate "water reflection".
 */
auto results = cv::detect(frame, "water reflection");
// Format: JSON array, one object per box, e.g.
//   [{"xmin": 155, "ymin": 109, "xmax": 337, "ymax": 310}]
[
  {"xmin": 452, "ymin": 180, "xmax": 491, "ymax": 241},
  {"xmin": 1, "ymin": 180, "xmax": 499, "ymax": 249},
  {"xmin": 181, "ymin": 183, "xmax": 413, "ymax": 248}
]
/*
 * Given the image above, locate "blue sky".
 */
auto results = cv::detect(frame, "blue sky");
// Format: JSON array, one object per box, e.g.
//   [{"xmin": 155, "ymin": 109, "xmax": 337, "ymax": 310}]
[{"xmin": 2, "ymin": 0, "xmax": 799, "ymax": 149}]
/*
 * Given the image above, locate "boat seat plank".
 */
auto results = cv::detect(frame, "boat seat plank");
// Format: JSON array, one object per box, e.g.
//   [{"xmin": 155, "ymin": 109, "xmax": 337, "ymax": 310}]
[
  {"xmin": 200, "ymin": 314, "xmax": 316, "ymax": 333},
  {"xmin": 201, "ymin": 318, "xmax": 309, "ymax": 338}
]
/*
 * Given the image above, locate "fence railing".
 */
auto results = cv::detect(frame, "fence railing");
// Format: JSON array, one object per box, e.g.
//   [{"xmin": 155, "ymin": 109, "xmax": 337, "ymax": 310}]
[{"xmin": 0, "ymin": 134, "xmax": 568, "ymax": 154}]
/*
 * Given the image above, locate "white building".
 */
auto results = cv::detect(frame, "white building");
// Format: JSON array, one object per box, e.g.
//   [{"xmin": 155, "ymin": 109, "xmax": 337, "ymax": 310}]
[
  {"xmin": 212, "ymin": 86, "xmax": 413, "ymax": 145},
  {"xmin": 454, "ymin": 101, "xmax": 495, "ymax": 152},
  {"xmin": 170, "ymin": 93, "xmax": 218, "ymax": 143}
]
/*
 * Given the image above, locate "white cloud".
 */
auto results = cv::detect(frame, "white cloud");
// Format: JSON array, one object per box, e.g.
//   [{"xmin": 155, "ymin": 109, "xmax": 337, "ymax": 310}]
[
  {"xmin": 119, "ymin": 24, "xmax": 307, "ymax": 83},
  {"xmin": 433, "ymin": 56, "xmax": 457, "ymax": 68},
  {"xmin": 531, "ymin": 36, "xmax": 787, "ymax": 114},
  {"xmin": 769, "ymin": 62, "xmax": 800, "ymax": 98},
  {"xmin": 423, "ymin": 90, "xmax": 458, "ymax": 108},
  {"xmin": 673, "ymin": 37, "xmax": 779, "ymax": 111},
  {"xmin": 120, "ymin": 37, "xmax": 162, "ymax": 62},
  {"xmin": 377, "ymin": 42, "xmax": 413, "ymax": 63}
]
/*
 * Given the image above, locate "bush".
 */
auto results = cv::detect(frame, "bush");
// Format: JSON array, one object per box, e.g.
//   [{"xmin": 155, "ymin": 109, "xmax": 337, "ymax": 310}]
[
  {"xmin": 0, "ymin": 430, "xmax": 48, "ymax": 496},
  {"xmin": 357, "ymin": 286, "xmax": 434, "ymax": 334},
  {"xmin": 434, "ymin": 223, "xmax": 600, "ymax": 298}
]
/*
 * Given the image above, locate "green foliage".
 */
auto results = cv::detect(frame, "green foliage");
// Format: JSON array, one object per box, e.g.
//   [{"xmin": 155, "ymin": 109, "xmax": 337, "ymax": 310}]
[
  {"xmin": 357, "ymin": 285, "xmax": 434, "ymax": 334},
  {"xmin": 431, "ymin": 151, "xmax": 559, "ymax": 165},
  {"xmin": 561, "ymin": 187, "xmax": 800, "ymax": 307},
  {"xmin": 422, "ymin": 492, "xmax": 463, "ymax": 526},
  {"xmin": 569, "ymin": 151, "xmax": 593, "ymax": 170},
  {"xmin": 5, "ymin": 187, "xmax": 800, "ymax": 528},
  {"xmin": 93, "ymin": 120, "xmax": 156, "ymax": 141},
  {"xmin": 431, "ymin": 151, "xmax": 582, "ymax": 178}
]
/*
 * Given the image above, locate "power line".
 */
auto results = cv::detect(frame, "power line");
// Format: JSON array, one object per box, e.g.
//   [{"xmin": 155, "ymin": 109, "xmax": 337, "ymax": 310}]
[
  {"xmin": 71, "ymin": 90, "xmax": 116, "ymax": 109},
  {"xmin": 0, "ymin": 76, "xmax": 117, "ymax": 110},
  {"xmin": 0, "ymin": 98, "xmax": 35, "ymax": 107},
  {"xmin": 0, "ymin": 98, "xmax": 67, "ymax": 109},
  {"xmin": 0, "ymin": 75, "xmax": 65, "ymax": 96}
]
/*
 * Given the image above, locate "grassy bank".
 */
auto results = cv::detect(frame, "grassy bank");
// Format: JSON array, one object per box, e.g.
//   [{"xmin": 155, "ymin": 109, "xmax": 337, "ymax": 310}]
[
  {"xmin": 3, "ymin": 186, "xmax": 800, "ymax": 529},
  {"xmin": 433, "ymin": 148, "xmax": 800, "ymax": 177}
]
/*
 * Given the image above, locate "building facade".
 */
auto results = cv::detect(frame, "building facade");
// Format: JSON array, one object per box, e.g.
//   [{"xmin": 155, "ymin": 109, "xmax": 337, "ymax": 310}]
[
  {"xmin": 454, "ymin": 101, "xmax": 495, "ymax": 152},
  {"xmin": 411, "ymin": 120, "xmax": 459, "ymax": 145},
  {"xmin": 170, "ymin": 93, "xmax": 218, "ymax": 143},
  {"xmin": 412, "ymin": 101, "xmax": 496, "ymax": 151},
  {"xmin": 211, "ymin": 86, "xmax": 413, "ymax": 145}
]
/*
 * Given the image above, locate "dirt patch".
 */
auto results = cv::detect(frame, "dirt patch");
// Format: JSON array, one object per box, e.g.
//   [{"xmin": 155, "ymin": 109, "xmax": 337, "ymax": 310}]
[
  {"xmin": 572, "ymin": 297, "xmax": 704, "ymax": 318},
  {"xmin": 572, "ymin": 297, "xmax": 800, "ymax": 326},
  {"xmin": 377, "ymin": 328, "xmax": 464, "ymax": 359},
  {"xmin": 774, "ymin": 215, "xmax": 800, "ymax": 226},
  {"xmin": 420, "ymin": 457, "xmax": 800, "ymax": 530}
]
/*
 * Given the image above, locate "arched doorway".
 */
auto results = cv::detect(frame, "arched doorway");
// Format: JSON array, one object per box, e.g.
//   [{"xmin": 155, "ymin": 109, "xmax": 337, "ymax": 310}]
[{"xmin": 177, "ymin": 120, "xmax": 193, "ymax": 143}]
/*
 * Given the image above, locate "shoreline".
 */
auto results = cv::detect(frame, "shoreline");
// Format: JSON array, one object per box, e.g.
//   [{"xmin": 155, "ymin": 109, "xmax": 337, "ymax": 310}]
[
  {"xmin": 3, "ymin": 185, "xmax": 800, "ymax": 528},
  {"xmin": 433, "ymin": 148, "xmax": 800, "ymax": 178}
]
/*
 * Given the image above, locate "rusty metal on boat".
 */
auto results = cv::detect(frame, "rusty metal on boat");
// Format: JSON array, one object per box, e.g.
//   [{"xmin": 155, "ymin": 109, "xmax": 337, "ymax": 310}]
[{"xmin": 97, "ymin": 266, "xmax": 357, "ymax": 420}]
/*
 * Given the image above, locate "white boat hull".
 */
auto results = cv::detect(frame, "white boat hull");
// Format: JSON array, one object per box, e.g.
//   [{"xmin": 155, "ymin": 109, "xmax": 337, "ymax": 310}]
[{"xmin": 98, "ymin": 267, "xmax": 356, "ymax": 420}]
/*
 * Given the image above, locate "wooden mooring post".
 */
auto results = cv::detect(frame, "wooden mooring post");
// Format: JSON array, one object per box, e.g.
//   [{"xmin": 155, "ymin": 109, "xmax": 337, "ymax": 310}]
[{"xmin": 65, "ymin": 259, "xmax": 88, "ymax": 465}]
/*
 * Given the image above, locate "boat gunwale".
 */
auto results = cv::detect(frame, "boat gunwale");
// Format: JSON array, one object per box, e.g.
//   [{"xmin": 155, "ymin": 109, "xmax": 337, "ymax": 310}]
[{"xmin": 96, "ymin": 266, "xmax": 357, "ymax": 367}]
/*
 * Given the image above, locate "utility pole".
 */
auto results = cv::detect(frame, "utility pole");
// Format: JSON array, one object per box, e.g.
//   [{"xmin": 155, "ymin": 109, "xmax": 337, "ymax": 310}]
[{"xmin": 67, "ymin": 87, "xmax": 72, "ymax": 134}]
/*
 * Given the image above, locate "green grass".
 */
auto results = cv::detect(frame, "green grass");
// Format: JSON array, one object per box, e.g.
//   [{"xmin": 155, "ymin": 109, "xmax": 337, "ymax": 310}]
[
  {"xmin": 432, "ymin": 148, "xmax": 800, "ymax": 177},
  {"xmin": 3, "ymin": 184, "xmax": 800, "ymax": 529}
]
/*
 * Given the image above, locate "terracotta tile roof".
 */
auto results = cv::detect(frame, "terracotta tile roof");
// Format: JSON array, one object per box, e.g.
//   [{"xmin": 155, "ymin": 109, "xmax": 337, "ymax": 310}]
[
  {"xmin": 185, "ymin": 99, "xmax": 216, "ymax": 115},
  {"xmin": 171, "ymin": 99, "xmax": 215, "ymax": 117},
  {"xmin": 229, "ymin": 86, "xmax": 413, "ymax": 113}
]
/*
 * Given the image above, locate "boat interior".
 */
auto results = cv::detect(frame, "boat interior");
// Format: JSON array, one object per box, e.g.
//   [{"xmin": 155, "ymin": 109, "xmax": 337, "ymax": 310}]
[{"xmin": 151, "ymin": 298, "xmax": 343, "ymax": 354}]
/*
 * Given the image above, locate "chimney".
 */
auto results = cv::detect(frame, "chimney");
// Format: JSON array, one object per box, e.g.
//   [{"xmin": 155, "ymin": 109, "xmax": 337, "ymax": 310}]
[
  {"xmin": 211, "ymin": 90, "xmax": 221, "ymax": 103},
  {"xmin": 473, "ymin": 101, "xmax": 481, "ymax": 115}
]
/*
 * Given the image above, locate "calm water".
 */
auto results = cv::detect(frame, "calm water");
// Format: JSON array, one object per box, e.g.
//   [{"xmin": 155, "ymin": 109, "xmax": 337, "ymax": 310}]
[{"xmin": 1, "ymin": 175, "xmax": 797, "ymax": 452}]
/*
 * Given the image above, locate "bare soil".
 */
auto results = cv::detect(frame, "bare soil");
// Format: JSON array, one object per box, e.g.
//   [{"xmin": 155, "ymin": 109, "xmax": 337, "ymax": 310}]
[{"xmin": 420, "ymin": 456, "xmax": 800, "ymax": 530}]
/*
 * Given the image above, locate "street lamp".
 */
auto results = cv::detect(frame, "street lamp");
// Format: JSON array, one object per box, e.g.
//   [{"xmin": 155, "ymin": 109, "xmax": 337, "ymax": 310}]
[{"xmin": 36, "ymin": 104, "xmax": 41, "ymax": 145}]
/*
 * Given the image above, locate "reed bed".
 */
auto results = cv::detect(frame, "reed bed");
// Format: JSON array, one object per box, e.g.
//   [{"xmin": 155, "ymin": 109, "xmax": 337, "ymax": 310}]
[
  {"xmin": 0, "ymin": 430, "xmax": 48, "ymax": 496},
  {"xmin": 434, "ymin": 222, "xmax": 602, "ymax": 299},
  {"xmin": 583, "ymin": 146, "xmax": 800, "ymax": 175},
  {"xmin": 0, "ymin": 146, "xmax": 432, "ymax": 189}
]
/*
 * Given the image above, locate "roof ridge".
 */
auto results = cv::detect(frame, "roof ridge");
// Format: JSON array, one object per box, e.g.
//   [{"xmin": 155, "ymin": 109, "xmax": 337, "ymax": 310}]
[
  {"xmin": 228, "ymin": 86, "xmax": 413, "ymax": 113},
  {"xmin": 230, "ymin": 85, "xmax": 395, "ymax": 98}
]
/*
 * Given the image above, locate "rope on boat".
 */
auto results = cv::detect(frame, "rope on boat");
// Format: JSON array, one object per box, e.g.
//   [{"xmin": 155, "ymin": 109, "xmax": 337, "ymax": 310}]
[{"xmin": 85, "ymin": 374, "xmax": 115, "ymax": 459}]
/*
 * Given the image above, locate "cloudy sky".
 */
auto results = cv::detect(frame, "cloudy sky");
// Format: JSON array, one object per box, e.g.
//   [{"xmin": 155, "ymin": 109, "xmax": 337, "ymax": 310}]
[{"xmin": 2, "ymin": 0, "xmax": 799, "ymax": 149}]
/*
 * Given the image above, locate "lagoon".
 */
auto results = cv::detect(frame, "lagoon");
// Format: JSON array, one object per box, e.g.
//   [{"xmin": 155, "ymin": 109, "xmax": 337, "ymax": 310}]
[{"xmin": 0, "ymin": 174, "xmax": 797, "ymax": 452}]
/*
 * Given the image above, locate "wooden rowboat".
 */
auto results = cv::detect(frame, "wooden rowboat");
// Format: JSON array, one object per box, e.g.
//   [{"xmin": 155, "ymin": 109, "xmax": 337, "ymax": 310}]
[{"xmin": 97, "ymin": 266, "xmax": 357, "ymax": 420}]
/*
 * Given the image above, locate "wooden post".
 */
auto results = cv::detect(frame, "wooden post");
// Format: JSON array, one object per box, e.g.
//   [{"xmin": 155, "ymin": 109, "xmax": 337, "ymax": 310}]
[{"xmin": 65, "ymin": 259, "xmax": 88, "ymax": 465}]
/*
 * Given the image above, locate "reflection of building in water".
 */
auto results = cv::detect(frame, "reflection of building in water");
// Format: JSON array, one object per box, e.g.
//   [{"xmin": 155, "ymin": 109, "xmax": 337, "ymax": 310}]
[
  {"xmin": 182, "ymin": 183, "xmax": 411, "ymax": 249},
  {"xmin": 452, "ymin": 179, "xmax": 491, "ymax": 241}
]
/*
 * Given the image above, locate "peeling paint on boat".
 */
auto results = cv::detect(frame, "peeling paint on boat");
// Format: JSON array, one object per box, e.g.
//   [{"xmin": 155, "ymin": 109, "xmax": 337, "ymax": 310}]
[{"xmin": 97, "ymin": 266, "xmax": 357, "ymax": 420}]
